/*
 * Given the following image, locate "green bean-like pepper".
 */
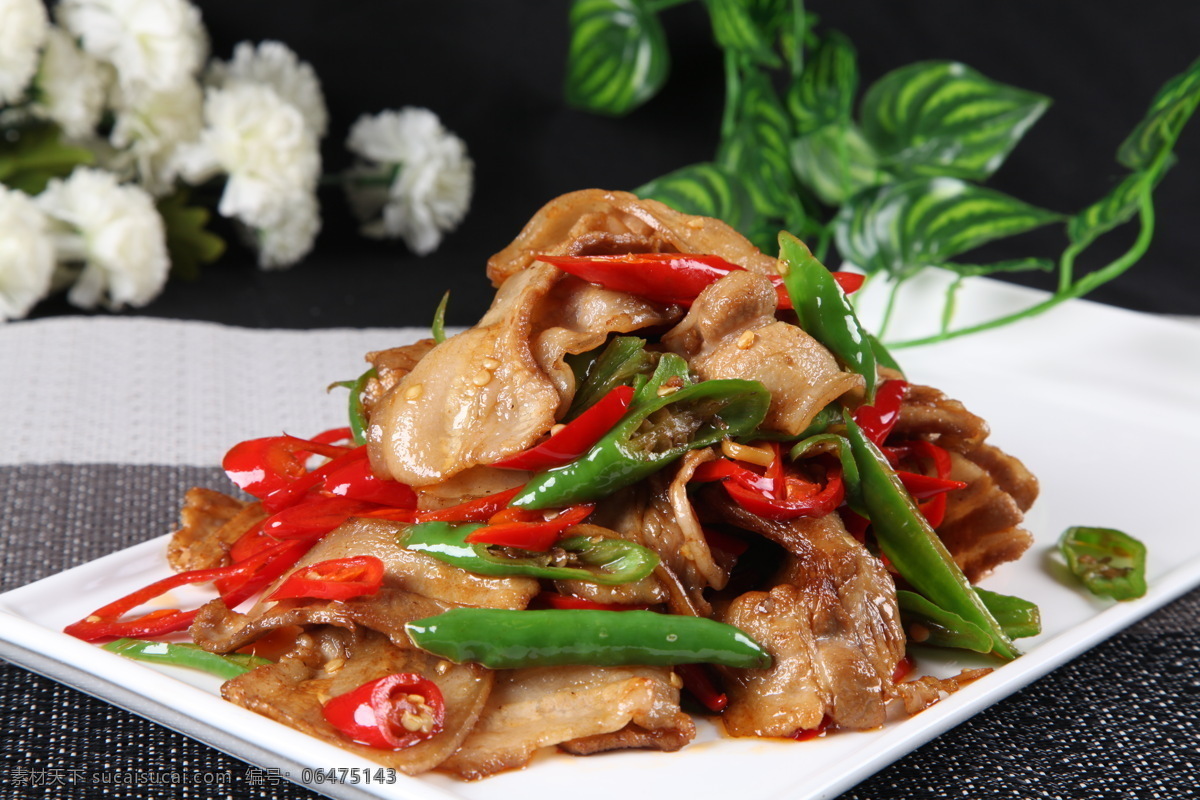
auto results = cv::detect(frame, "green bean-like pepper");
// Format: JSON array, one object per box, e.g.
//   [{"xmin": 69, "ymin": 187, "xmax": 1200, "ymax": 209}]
[
  {"xmin": 566, "ymin": 336, "xmax": 659, "ymax": 420},
  {"xmin": 102, "ymin": 638, "xmax": 272, "ymax": 680},
  {"xmin": 844, "ymin": 412, "xmax": 1018, "ymax": 660},
  {"xmin": 898, "ymin": 588, "xmax": 1041, "ymax": 653},
  {"xmin": 779, "ymin": 232, "xmax": 878, "ymax": 401},
  {"xmin": 512, "ymin": 355, "xmax": 770, "ymax": 509},
  {"xmin": 405, "ymin": 608, "xmax": 772, "ymax": 669},
  {"xmin": 1059, "ymin": 526, "xmax": 1148, "ymax": 601},
  {"xmin": 400, "ymin": 522, "xmax": 659, "ymax": 585},
  {"xmin": 789, "ymin": 431, "xmax": 864, "ymax": 514},
  {"xmin": 330, "ymin": 368, "xmax": 376, "ymax": 446}
]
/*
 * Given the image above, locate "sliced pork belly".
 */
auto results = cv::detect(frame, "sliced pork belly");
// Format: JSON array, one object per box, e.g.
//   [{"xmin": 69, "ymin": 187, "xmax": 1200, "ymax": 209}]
[
  {"xmin": 486, "ymin": 189, "xmax": 778, "ymax": 287},
  {"xmin": 360, "ymin": 338, "xmax": 437, "ymax": 424},
  {"xmin": 709, "ymin": 507, "xmax": 905, "ymax": 734},
  {"xmin": 438, "ymin": 665, "xmax": 693, "ymax": 780},
  {"xmin": 940, "ymin": 449, "xmax": 1036, "ymax": 582},
  {"xmin": 663, "ymin": 271, "xmax": 861, "ymax": 436},
  {"xmin": 167, "ymin": 488, "xmax": 265, "ymax": 572},
  {"xmin": 223, "ymin": 626, "xmax": 490, "ymax": 775}
]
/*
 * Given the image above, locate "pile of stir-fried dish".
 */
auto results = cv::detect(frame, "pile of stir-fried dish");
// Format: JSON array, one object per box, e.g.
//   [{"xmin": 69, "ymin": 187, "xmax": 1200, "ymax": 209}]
[{"xmin": 66, "ymin": 190, "xmax": 1040, "ymax": 779}]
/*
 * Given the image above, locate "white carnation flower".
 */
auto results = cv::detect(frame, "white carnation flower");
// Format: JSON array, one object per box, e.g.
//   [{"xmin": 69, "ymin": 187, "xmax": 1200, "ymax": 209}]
[
  {"xmin": 57, "ymin": 0, "xmax": 206, "ymax": 98},
  {"xmin": 0, "ymin": 186, "xmax": 56, "ymax": 322},
  {"xmin": 0, "ymin": 0, "xmax": 49, "ymax": 104},
  {"xmin": 208, "ymin": 40, "xmax": 327, "ymax": 138},
  {"xmin": 36, "ymin": 168, "xmax": 169, "ymax": 310},
  {"xmin": 33, "ymin": 26, "xmax": 114, "ymax": 139},
  {"xmin": 110, "ymin": 78, "xmax": 203, "ymax": 194},
  {"xmin": 175, "ymin": 83, "xmax": 320, "ymax": 230},
  {"xmin": 346, "ymin": 107, "xmax": 473, "ymax": 256},
  {"xmin": 250, "ymin": 192, "xmax": 321, "ymax": 270}
]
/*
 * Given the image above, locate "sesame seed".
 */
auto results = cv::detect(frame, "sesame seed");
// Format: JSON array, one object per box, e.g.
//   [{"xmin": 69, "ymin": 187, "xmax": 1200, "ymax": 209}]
[
  {"xmin": 481, "ymin": 357, "xmax": 501, "ymax": 370},
  {"xmin": 472, "ymin": 370, "xmax": 492, "ymax": 387},
  {"xmin": 736, "ymin": 330, "xmax": 756, "ymax": 349}
]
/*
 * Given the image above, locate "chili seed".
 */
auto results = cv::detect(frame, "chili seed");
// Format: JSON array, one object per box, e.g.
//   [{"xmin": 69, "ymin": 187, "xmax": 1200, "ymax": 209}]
[
  {"xmin": 736, "ymin": 330, "xmax": 757, "ymax": 349},
  {"xmin": 472, "ymin": 369, "xmax": 492, "ymax": 387},
  {"xmin": 404, "ymin": 384, "xmax": 424, "ymax": 401}
]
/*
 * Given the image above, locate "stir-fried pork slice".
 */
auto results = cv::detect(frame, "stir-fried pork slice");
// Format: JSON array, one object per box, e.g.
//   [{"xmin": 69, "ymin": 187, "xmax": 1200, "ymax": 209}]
[
  {"xmin": 559, "ymin": 721, "xmax": 695, "ymax": 756},
  {"xmin": 360, "ymin": 338, "xmax": 437, "ymax": 424},
  {"xmin": 223, "ymin": 626, "xmax": 491, "ymax": 775},
  {"xmin": 892, "ymin": 668, "xmax": 992, "ymax": 715},
  {"xmin": 487, "ymin": 189, "xmax": 778, "ymax": 287},
  {"xmin": 581, "ymin": 451, "xmax": 731, "ymax": 615},
  {"xmin": 191, "ymin": 519, "xmax": 538, "ymax": 653},
  {"xmin": 368, "ymin": 264, "xmax": 564, "ymax": 486},
  {"xmin": 553, "ymin": 523, "xmax": 667, "ymax": 606},
  {"xmin": 940, "ymin": 451, "xmax": 1035, "ymax": 582},
  {"xmin": 167, "ymin": 488, "xmax": 266, "ymax": 572},
  {"xmin": 892, "ymin": 383, "xmax": 989, "ymax": 453},
  {"xmin": 663, "ymin": 271, "xmax": 862, "ymax": 436},
  {"xmin": 439, "ymin": 665, "xmax": 693, "ymax": 780},
  {"xmin": 708, "ymin": 505, "xmax": 905, "ymax": 734},
  {"xmin": 967, "ymin": 442, "xmax": 1038, "ymax": 512}
]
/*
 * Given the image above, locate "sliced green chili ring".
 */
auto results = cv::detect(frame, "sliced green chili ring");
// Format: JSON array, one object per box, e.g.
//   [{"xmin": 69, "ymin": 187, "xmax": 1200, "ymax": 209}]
[
  {"xmin": 788, "ymin": 431, "xmax": 864, "ymax": 514},
  {"xmin": 512, "ymin": 358, "xmax": 770, "ymax": 509},
  {"xmin": 566, "ymin": 336, "xmax": 659, "ymax": 421},
  {"xmin": 843, "ymin": 412, "xmax": 1018, "ymax": 661},
  {"xmin": 405, "ymin": 608, "xmax": 772, "ymax": 670},
  {"xmin": 779, "ymin": 232, "xmax": 879, "ymax": 401},
  {"xmin": 400, "ymin": 522, "xmax": 659, "ymax": 585},
  {"xmin": 1059, "ymin": 526, "xmax": 1148, "ymax": 601},
  {"xmin": 431, "ymin": 290, "xmax": 450, "ymax": 344},
  {"xmin": 102, "ymin": 638, "xmax": 272, "ymax": 680},
  {"xmin": 975, "ymin": 588, "xmax": 1042, "ymax": 639}
]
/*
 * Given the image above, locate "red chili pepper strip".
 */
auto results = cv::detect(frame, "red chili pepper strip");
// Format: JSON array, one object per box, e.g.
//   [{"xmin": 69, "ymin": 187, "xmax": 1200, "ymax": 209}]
[
  {"xmin": 230, "ymin": 497, "xmax": 383, "ymax": 564},
  {"xmin": 322, "ymin": 673, "xmax": 446, "ymax": 750},
  {"xmin": 723, "ymin": 466, "xmax": 846, "ymax": 521},
  {"xmin": 690, "ymin": 458, "xmax": 775, "ymax": 494},
  {"xmin": 321, "ymin": 456, "xmax": 418, "ymax": 508},
  {"xmin": 764, "ymin": 441, "xmax": 786, "ymax": 499},
  {"xmin": 536, "ymin": 592, "xmax": 648, "ymax": 611},
  {"xmin": 853, "ymin": 379, "xmax": 908, "ymax": 446},
  {"xmin": 676, "ymin": 663, "xmax": 728, "ymax": 713},
  {"xmin": 492, "ymin": 385, "xmax": 635, "ymax": 471},
  {"xmin": 414, "ymin": 486, "xmax": 524, "ymax": 523},
  {"xmin": 702, "ymin": 526, "xmax": 749, "ymax": 557},
  {"xmin": 892, "ymin": 654, "xmax": 916, "ymax": 683},
  {"xmin": 63, "ymin": 541, "xmax": 306, "ymax": 642},
  {"xmin": 791, "ymin": 714, "xmax": 832, "ymax": 741},
  {"xmin": 885, "ymin": 440, "xmax": 964, "ymax": 528},
  {"xmin": 223, "ymin": 434, "xmax": 352, "ymax": 500},
  {"xmin": 539, "ymin": 253, "xmax": 864, "ymax": 309},
  {"xmin": 268, "ymin": 556, "xmax": 385, "ymax": 601},
  {"xmin": 896, "ymin": 471, "xmax": 968, "ymax": 500},
  {"xmin": 261, "ymin": 446, "xmax": 369, "ymax": 513},
  {"xmin": 465, "ymin": 503, "xmax": 595, "ymax": 551}
]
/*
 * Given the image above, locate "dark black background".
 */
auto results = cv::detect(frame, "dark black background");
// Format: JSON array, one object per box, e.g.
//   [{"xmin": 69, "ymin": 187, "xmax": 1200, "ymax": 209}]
[{"xmin": 27, "ymin": 0, "xmax": 1200, "ymax": 327}]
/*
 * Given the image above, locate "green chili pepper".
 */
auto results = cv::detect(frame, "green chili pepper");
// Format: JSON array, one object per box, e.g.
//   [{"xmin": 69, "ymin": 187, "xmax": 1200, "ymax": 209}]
[
  {"xmin": 744, "ymin": 402, "xmax": 842, "ymax": 443},
  {"xmin": 867, "ymin": 332, "xmax": 905, "ymax": 377},
  {"xmin": 404, "ymin": 608, "xmax": 772, "ymax": 670},
  {"xmin": 1059, "ymin": 526, "xmax": 1148, "ymax": 601},
  {"xmin": 431, "ymin": 290, "xmax": 450, "ymax": 344},
  {"xmin": 102, "ymin": 638, "xmax": 272, "ymax": 680},
  {"xmin": 843, "ymin": 412, "xmax": 1018, "ymax": 661},
  {"xmin": 512, "ymin": 355, "xmax": 770, "ymax": 509},
  {"xmin": 400, "ymin": 522, "xmax": 659, "ymax": 585},
  {"xmin": 898, "ymin": 588, "xmax": 1041, "ymax": 653},
  {"xmin": 779, "ymin": 232, "xmax": 878, "ymax": 402},
  {"xmin": 975, "ymin": 588, "xmax": 1042, "ymax": 639},
  {"xmin": 329, "ymin": 368, "xmax": 376, "ymax": 446},
  {"xmin": 566, "ymin": 336, "xmax": 659, "ymax": 421},
  {"xmin": 788, "ymin": 431, "xmax": 864, "ymax": 514}
]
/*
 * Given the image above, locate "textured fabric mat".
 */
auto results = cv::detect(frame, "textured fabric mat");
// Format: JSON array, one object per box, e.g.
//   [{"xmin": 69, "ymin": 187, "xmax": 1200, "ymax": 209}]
[{"xmin": 1, "ymin": 463, "xmax": 1198, "ymax": 800}]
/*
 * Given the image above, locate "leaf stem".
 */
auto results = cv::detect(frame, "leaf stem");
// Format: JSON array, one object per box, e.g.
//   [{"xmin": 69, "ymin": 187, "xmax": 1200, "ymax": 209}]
[
  {"xmin": 877, "ymin": 276, "xmax": 906, "ymax": 340},
  {"xmin": 720, "ymin": 51, "xmax": 742, "ymax": 143},
  {"xmin": 646, "ymin": 0, "xmax": 692, "ymax": 12}
]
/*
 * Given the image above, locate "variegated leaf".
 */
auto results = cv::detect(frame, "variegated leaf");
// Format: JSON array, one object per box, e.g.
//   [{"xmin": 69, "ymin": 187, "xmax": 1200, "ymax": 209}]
[
  {"xmin": 705, "ymin": 0, "xmax": 781, "ymax": 67},
  {"xmin": 834, "ymin": 177, "xmax": 1063, "ymax": 278},
  {"xmin": 790, "ymin": 122, "xmax": 885, "ymax": 205},
  {"xmin": 1118, "ymin": 56, "xmax": 1200, "ymax": 170},
  {"xmin": 1068, "ymin": 168, "xmax": 1170, "ymax": 247},
  {"xmin": 717, "ymin": 68, "xmax": 805, "ymax": 225},
  {"xmin": 786, "ymin": 30, "xmax": 857, "ymax": 135},
  {"xmin": 860, "ymin": 61, "xmax": 1049, "ymax": 180},
  {"xmin": 635, "ymin": 162, "xmax": 758, "ymax": 232},
  {"xmin": 564, "ymin": 0, "xmax": 669, "ymax": 116}
]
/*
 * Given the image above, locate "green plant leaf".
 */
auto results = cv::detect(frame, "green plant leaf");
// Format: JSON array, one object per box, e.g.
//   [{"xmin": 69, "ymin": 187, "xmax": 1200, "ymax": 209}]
[
  {"xmin": 834, "ymin": 177, "xmax": 1062, "ymax": 278},
  {"xmin": 860, "ymin": 61, "xmax": 1049, "ymax": 181},
  {"xmin": 1117, "ymin": 56, "xmax": 1200, "ymax": 170},
  {"xmin": 786, "ymin": 29, "xmax": 857, "ymax": 135},
  {"xmin": 564, "ymin": 0, "xmax": 669, "ymax": 116},
  {"xmin": 1068, "ymin": 167, "xmax": 1170, "ymax": 248},
  {"xmin": 635, "ymin": 161, "xmax": 758, "ymax": 232},
  {"xmin": 941, "ymin": 258, "xmax": 1055, "ymax": 277},
  {"xmin": 0, "ymin": 123, "xmax": 93, "ymax": 194},
  {"xmin": 790, "ymin": 122, "xmax": 885, "ymax": 205},
  {"xmin": 717, "ymin": 67, "xmax": 805, "ymax": 226},
  {"xmin": 157, "ymin": 190, "xmax": 226, "ymax": 280},
  {"xmin": 705, "ymin": 0, "xmax": 781, "ymax": 67}
]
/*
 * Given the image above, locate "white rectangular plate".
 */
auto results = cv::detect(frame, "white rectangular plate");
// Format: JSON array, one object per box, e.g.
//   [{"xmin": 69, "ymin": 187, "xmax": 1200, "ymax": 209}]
[{"xmin": 3, "ymin": 278, "xmax": 1199, "ymax": 800}]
